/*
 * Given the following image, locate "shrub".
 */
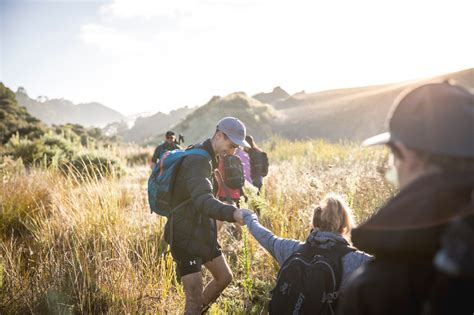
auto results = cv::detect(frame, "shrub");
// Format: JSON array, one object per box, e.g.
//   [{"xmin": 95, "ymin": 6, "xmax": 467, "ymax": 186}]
[
  {"xmin": 0, "ymin": 170, "xmax": 54, "ymax": 240},
  {"xmin": 4, "ymin": 136, "xmax": 44, "ymax": 166},
  {"xmin": 4, "ymin": 133, "xmax": 77, "ymax": 167},
  {"xmin": 62, "ymin": 154, "xmax": 124, "ymax": 180},
  {"xmin": 0, "ymin": 156, "xmax": 24, "ymax": 176},
  {"xmin": 125, "ymin": 151, "xmax": 151, "ymax": 167}
]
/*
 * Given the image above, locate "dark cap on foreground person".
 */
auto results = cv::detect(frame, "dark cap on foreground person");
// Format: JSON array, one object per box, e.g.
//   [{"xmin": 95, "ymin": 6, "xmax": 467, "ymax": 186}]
[
  {"xmin": 363, "ymin": 80, "xmax": 474, "ymax": 157},
  {"xmin": 165, "ymin": 130, "xmax": 175, "ymax": 138},
  {"xmin": 217, "ymin": 117, "xmax": 251, "ymax": 148}
]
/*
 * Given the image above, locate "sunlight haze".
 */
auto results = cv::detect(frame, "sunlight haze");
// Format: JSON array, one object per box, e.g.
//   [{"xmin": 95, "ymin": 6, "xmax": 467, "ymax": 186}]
[{"xmin": 1, "ymin": 0, "xmax": 473, "ymax": 115}]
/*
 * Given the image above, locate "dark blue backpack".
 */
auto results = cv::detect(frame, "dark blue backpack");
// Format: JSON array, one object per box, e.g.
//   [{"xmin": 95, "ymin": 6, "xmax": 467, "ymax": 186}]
[
  {"xmin": 269, "ymin": 243, "xmax": 354, "ymax": 315},
  {"xmin": 147, "ymin": 148, "xmax": 211, "ymax": 217}
]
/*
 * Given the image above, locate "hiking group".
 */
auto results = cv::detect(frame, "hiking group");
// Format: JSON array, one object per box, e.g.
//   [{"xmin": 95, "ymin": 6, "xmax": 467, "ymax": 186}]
[{"xmin": 148, "ymin": 81, "xmax": 474, "ymax": 315}]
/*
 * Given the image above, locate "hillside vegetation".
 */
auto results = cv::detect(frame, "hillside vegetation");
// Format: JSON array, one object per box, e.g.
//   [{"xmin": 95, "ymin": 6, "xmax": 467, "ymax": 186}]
[
  {"xmin": 149, "ymin": 92, "xmax": 277, "ymax": 145},
  {"xmin": 140, "ymin": 68, "xmax": 474, "ymax": 146},
  {"xmin": 271, "ymin": 68, "xmax": 474, "ymax": 141},
  {"xmin": 0, "ymin": 137, "xmax": 394, "ymax": 313},
  {"xmin": 0, "ymin": 83, "xmax": 47, "ymax": 145},
  {"xmin": 9, "ymin": 68, "xmax": 472, "ymax": 145}
]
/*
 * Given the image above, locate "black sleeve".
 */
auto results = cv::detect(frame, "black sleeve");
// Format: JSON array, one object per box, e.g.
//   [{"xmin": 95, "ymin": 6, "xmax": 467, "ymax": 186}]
[
  {"xmin": 337, "ymin": 272, "xmax": 371, "ymax": 315},
  {"xmin": 182, "ymin": 155, "xmax": 237, "ymax": 222},
  {"xmin": 151, "ymin": 145, "xmax": 161, "ymax": 163},
  {"xmin": 337, "ymin": 263, "xmax": 415, "ymax": 315}
]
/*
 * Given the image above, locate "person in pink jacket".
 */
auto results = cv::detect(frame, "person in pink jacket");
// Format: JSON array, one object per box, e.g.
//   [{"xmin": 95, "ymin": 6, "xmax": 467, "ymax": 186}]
[{"xmin": 236, "ymin": 148, "xmax": 252, "ymax": 184}]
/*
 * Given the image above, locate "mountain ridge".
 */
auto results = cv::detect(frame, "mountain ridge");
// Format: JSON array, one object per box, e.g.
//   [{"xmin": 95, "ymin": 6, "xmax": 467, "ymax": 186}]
[{"xmin": 15, "ymin": 89, "xmax": 124, "ymax": 127}]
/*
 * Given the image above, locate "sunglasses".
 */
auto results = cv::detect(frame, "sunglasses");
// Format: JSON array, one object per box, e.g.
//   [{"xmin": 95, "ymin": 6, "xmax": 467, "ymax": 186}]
[{"xmin": 229, "ymin": 141, "xmax": 239, "ymax": 149}]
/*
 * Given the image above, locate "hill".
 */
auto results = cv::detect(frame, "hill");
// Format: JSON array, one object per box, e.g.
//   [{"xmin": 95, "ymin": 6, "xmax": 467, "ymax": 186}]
[
  {"xmin": 252, "ymin": 86, "xmax": 290, "ymax": 106},
  {"xmin": 137, "ymin": 68, "xmax": 473, "ymax": 145},
  {"xmin": 148, "ymin": 93, "xmax": 277, "ymax": 146},
  {"xmin": 271, "ymin": 68, "xmax": 474, "ymax": 141},
  {"xmin": 15, "ymin": 88, "xmax": 124, "ymax": 127},
  {"xmin": 122, "ymin": 106, "xmax": 196, "ymax": 143},
  {"xmin": 0, "ymin": 83, "xmax": 47, "ymax": 144}
]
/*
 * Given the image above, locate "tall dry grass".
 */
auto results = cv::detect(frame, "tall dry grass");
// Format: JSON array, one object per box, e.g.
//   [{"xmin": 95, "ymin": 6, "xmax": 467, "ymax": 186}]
[{"xmin": 0, "ymin": 138, "xmax": 394, "ymax": 314}]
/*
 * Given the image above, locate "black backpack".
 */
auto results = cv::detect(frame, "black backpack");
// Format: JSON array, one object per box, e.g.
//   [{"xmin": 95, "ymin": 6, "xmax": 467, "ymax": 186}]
[
  {"xmin": 223, "ymin": 154, "xmax": 245, "ymax": 189},
  {"xmin": 259, "ymin": 151, "xmax": 269, "ymax": 177},
  {"xmin": 269, "ymin": 243, "xmax": 354, "ymax": 315},
  {"xmin": 250, "ymin": 150, "xmax": 269, "ymax": 177}
]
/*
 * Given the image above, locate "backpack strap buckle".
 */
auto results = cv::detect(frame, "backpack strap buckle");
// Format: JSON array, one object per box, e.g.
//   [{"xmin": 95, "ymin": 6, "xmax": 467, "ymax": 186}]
[{"xmin": 321, "ymin": 291, "xmax": 339, "ymax": 303}]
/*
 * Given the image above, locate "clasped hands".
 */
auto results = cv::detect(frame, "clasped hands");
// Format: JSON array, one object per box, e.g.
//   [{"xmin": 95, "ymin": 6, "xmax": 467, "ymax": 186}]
[{"xmin": 233, "ymin": 208, "xmax": 253, "ymax": 225}]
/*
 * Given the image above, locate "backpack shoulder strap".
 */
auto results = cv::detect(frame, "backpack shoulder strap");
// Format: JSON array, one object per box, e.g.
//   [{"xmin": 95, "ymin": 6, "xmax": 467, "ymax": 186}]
[
  {"xmin": 167, "ymin": 148, "xmax": 211, "ymax": 205},
  {"xmin": 183, "ymin": 147, "xmax": 211, "ymax": 160},
  {"xmin": 294, "ymin": 241, "xmax": 354, "ymax": 258},
  {"xmin": 331, "ymin": 243, "xmax": 356, "ymax": 257},
  {"xmin": 324, "ymin": 244, "xmax": 355, "ymax": 290}
]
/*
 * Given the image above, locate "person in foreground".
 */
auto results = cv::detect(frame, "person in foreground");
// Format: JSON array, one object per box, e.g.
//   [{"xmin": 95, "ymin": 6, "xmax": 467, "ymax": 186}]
[
  {"xmin": 164, "ymin": 117, "xmax": 249, "ymax": 314},
  {"xmin": 242, "ymin": 193, "xmax": 372, "ymax": 288},
  {"xmin": 338, "ymin": 81, "xmax": 474, "ymax": 315}
]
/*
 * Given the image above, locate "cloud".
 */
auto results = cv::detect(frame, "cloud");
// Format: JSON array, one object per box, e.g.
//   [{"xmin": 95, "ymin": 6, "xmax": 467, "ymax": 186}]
[
  {"xmin": 76, "ymin": 0, "xmax": 474, "ymax": 115},
  {"xmin": 80, "ymin": 23, "xmax": 150, "ymax": 55},
  {"xmin": 99, "ymin": 0, "xmax": 198, "ymax": 19}
]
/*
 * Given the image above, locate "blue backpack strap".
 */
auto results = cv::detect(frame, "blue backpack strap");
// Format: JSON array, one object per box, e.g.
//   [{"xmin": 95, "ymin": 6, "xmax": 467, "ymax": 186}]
[
  {"xmin": 167, "ymin": 147, "xmax": 211, "ymax": 204},
  {"xmin": 170, "ymin": 147, "xmax": 211, "ymax": 198}
]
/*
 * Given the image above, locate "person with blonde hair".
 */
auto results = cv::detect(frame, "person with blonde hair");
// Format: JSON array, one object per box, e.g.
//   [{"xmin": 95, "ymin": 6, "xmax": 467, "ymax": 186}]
[
  {"xmin": 239, "ymin": 194, "xmax": 371, "ymax": 313},
  {"xmin": 312, "ymin": 193, "xmax": 356, "ymax": 242},
  {"xmin": 241, "ymin": 194, "xmax": 371, "ymax": 288}
]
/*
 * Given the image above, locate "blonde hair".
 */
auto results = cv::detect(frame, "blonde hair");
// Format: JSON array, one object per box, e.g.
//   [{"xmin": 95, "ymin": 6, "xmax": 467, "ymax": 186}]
[{"xmin": 312, "ymin": 193, "xmax": 356, "ymax": 241}]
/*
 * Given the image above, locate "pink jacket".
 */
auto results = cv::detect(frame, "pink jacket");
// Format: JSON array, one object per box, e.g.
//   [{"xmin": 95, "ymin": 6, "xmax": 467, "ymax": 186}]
[{"xmin": 236, "ymin": 149, "xmax": 252, "ymax": 184}]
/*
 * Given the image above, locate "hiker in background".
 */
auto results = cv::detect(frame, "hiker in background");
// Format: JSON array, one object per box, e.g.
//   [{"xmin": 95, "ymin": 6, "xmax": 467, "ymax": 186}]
[
  {"xmin": 240, "ymin": 194, "xmax": 372, "ymax": 314},
  {"xmin": 177, "ymin": 133, "xmax": 185, "ymax": 145},
  {"xmin": 150, "ymin": 130, "xmax": 182, "ymax": 168},
  {"xmin": 244, "ymin": 135, "xmax": 269, "ymax": 193},
  {"xmin": 338, "ymin": 81, "xmax": 474, "ymax": 315},
  {"xmin": 163, "ymin": 117, "xmax": 250, "ymax": 314}
]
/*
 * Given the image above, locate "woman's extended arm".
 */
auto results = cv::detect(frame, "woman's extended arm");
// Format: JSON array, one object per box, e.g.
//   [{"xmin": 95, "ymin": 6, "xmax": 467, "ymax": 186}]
[{"xmin": 243, "ymin": 212, "xmax": 303, "ymax": 265}]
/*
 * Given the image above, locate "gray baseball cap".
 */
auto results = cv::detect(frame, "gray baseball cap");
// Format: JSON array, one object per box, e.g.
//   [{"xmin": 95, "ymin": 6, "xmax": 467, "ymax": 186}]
[
  {"xmin": 217, "ymin": 117, "xmax": 250, "ymax": 148},
  {"xmin": 363, "ymin": 81, "xmax": 474, "ymax": 157}
]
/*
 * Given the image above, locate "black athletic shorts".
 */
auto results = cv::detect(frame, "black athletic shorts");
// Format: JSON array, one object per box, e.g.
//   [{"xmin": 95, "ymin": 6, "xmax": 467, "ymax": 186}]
[{"xmin": 171, "ymin": 243, "xmax": 222, "ymax": 279}]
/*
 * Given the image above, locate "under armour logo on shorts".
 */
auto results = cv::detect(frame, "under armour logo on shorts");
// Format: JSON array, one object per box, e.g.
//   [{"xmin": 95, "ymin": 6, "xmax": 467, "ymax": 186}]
[{"xmin": 189, "ymin": 260, "xmax": 197, "ymax": 266}]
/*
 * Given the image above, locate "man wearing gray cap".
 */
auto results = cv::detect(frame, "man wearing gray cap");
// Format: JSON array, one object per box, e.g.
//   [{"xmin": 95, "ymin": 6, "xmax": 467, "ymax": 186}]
[
  {"xmin": 164, "ymin": 117, "xmax": 249, "ymax": 314},
  {"xmin": 338, "ymin": 81, "xmax": 474, "ymax": 314}
]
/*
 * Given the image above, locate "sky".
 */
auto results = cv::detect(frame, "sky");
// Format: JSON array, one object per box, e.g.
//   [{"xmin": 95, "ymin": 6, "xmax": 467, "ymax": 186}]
[{"xmin": 1, "ymin": 0, "xmax": 473, "ymax": 116}]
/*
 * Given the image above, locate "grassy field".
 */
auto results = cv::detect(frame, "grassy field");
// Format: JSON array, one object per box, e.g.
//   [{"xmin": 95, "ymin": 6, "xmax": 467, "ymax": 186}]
[{"xmin": 0, "ymin": 138, "xmax": 394, "ymax": 314}]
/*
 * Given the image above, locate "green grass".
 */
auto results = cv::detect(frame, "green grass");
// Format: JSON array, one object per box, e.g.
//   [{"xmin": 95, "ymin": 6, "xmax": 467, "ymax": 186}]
[{"xmin": 0, "ymin": 138, "xmax": 394, "ymax": 313}]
